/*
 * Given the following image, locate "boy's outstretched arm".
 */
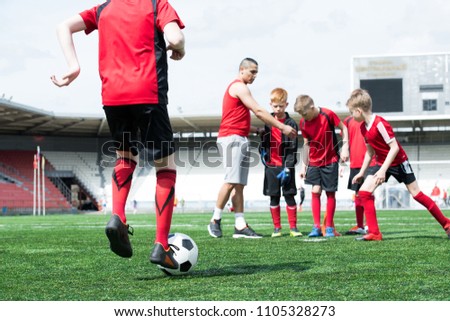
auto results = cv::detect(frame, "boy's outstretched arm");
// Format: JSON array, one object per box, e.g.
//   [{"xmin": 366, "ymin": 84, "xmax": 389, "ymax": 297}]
[
  {"xmin": 51, "ymin": 15, "xmax": 87, "ymax": 87},
  {"xmin": 236, "ymin": 84, "xmax": 297, "ymax": 139}
]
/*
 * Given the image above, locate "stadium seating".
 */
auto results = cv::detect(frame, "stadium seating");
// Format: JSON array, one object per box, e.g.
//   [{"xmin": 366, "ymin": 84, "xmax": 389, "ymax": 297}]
[{"xmin": 0, "ymin": 151, "xmax": 71, "ymax": 213}]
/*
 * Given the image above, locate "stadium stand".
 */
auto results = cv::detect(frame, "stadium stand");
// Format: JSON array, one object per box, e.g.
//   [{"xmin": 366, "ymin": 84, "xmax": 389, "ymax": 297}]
[{"xmin": 0, "ymin": 150, "xmax": 71, "ymax": 213}]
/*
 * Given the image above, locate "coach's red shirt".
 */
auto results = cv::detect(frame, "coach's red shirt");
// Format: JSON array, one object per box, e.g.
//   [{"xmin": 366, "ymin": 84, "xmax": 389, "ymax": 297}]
[
  {"xmin": 80, "ymin": 0, "xmax": 185, "ymax": 106},
  {"xmin": 299, "ymin": 107, "xmax": 340, "ymax": 167},
  {"xmin": 360, "ymin": 114, "xmax": 408, "ymax": 167},
  {"xmin": 344, "ymin": 116, "xmax": 376, "ymax": 168},
  {"xmin": 218, "ymin": 80, "xmax": 251, "ymax": 138}
]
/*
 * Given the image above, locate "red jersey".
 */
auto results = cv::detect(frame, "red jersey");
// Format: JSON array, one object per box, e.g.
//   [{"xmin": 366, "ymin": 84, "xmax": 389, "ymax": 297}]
[
  {"xmin": 80, "ymin": 0, "xmax": 185, "ymax": 106},
  {"xmin": 299, "ymin": 107, "xmax": 340, "ymax": 167},
  {"xmin": 344, "ymin": 116, "xmax": 376, "ymax": 168},
  {"xmin": 360, "ymin": 114, "xmax": 408, "ymax": 167},
  {"xmin": 218, "ymin": 80, "xmax": 251, "ymax": 137},
  {"xmin": 267, "ymin": 118, "xmax": 285, "ymax": 167}
]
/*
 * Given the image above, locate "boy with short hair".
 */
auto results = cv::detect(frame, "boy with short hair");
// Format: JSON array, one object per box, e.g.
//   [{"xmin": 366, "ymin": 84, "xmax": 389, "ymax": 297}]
[
  {"xmin": 347, "ymin": 88, "xmax": 450, "ymax": 241},
  {"xmin": 294, "ymin": 95, "xmax": 349, "ymax": 237},
  {"xmin": 260, "ymin": 88, "xmax": 301, "ymax": 237},
  {"xmin": 52, "ymin": 0, "xmax": 185, "ymax": 268}
]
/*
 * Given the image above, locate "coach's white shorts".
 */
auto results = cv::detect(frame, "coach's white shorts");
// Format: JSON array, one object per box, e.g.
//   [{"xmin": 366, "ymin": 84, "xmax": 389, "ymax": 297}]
[{"xmin": 217, "ymin": 135, "xmax": 250, "ymax": 185}]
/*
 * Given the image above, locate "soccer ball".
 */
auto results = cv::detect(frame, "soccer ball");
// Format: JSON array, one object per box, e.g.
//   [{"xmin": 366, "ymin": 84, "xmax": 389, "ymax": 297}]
[{"xmin": 158, "ymin": 233, "xmax": 198, "ymax": 276}]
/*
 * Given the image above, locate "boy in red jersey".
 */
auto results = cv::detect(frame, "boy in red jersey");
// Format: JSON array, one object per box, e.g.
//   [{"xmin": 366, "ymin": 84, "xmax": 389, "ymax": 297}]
[
  {"xmin": 260, "ymin": 88, "xmax": 301, "ymax": 237},
  {"xmin": 51, "ymin": 0, "xmax": 186, "ymax": 268},
  {"xmin": 347, "ymin": 88, "xmax": 450, "ymax": 241},
  {"xmin": 208, "ymin": 58, "xmax": 297, "ymax": 239},
  {"xmin": 294, "ymin": 95, "xmax": 349, "ymax": 238},
  {"xmin": 342, "ymin": 115, "xmax": 377, "ymax": 235}
]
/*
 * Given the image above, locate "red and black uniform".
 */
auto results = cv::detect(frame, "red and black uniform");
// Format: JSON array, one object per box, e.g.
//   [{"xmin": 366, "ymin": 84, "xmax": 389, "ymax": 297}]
[
  {"xmin": 260, "ymin": 112, "xmax": 298, "ymax": 196},
  {"xmin": 300, "ymin": 107, "xmax": 341, "ymax": 229},
  {"xmin": 80, "ymin": 0, "xmax": 185, "ymax": 250},
  {"xmin": 344, "ymin": 116, "xmax": 377, "ymax": 191},
  {"xmin": 299, "ymin": 107, "xmax": 340, "ymax": 168},
  {"xmin": 359, "ymin": 114, "xmax": 450, "ymax": 236},
  {"xmin": 260, "ymin": 112, "xmax": 299, "ymax": 230},
  {"xmin": 80, "ymin": 0, "xmax": 184, "ymax": 105},
  {"xmin": 360, "ymin": 115, "xmax": 408, "ymax": 167}
]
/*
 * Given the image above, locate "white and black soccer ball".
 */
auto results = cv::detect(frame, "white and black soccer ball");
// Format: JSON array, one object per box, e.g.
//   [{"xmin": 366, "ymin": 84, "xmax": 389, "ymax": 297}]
[{"xmin": 158, "ymin": 233, "xmax": 198, "ymax": 276}]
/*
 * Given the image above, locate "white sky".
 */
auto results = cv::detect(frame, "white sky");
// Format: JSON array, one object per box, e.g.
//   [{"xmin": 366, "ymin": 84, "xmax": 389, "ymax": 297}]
[{"xmin": 0, "ymin": 0, "xmax": 449, "ymax": 117}]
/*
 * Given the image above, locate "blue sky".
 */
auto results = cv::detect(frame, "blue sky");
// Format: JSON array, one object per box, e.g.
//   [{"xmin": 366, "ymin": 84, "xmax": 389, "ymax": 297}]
[{"xmin": 0, "ymin": 0, "xmax": 449, "ymax": 116}]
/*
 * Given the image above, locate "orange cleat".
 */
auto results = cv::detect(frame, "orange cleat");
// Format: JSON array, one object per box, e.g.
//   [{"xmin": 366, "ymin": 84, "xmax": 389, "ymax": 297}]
[
  {"xmin": 321, "ymin": 212, "xmax": 341, "ymax": 236},
  {"xmin": 355, "ymin": 233, "xmax": 383, "ymax": 241},
  {"xmin": 345, "ymin": 225, "xmax": 367, "ymax": 235},
  {"xmin": 444, "ymin": 221, "xmax": 450, "ymax": 239}
]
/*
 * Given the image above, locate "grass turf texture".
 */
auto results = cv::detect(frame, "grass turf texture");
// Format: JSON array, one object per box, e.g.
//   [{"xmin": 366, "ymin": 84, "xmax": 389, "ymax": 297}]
[{"xmin": 0, "ymin": 210, "xmax": 449, "ymax": 301}]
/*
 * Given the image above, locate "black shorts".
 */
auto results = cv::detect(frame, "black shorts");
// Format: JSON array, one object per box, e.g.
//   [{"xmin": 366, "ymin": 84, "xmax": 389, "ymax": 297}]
[
  {"xmin": 263, "ymin": 166, "xmax": 297, "ymax": 197},
  {"xmin": 347, "ymin": 166, "xmax": 378, "ymax": 191},
  {"xmin": 103, "ymin": 104, "xmax": 175, "ymax": 162},
  {"xmin": 376, "ymin": 160, "xmax": 416, "ymax": 185},
  {"xmin": 305, "ymin": 162, "xmax": 339, "ymax": 192}
]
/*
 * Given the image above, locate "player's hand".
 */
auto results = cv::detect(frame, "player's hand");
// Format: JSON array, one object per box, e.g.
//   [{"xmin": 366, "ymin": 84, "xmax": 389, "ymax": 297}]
[
  {"xmin": 340, "ymin": 149, "xmax": 349, "ymax": 163},
  {"xmin": 277, "ymin": 168, "xmax": 291, "ymax": 187},
  {"xmin": 51, "ymin": 67, "xmax": 80, "ymax": 87},
  {"xmin": 352, "ymin": 172, "xmax": 364, "ymax": 184},
  {"xmin": 281, "ymin": 125, "xmax": 297, "ymax": 139},
  {"xmin": 168, "ymin": 45, "xmax": 185, "ymax": 60},
  {"xmin": 256, "ymin": 127, "xmax": 266, "ymax": 139},
  {"xmin": 374, "ymin": 171, "xmax": 386, "ymax": 185}
]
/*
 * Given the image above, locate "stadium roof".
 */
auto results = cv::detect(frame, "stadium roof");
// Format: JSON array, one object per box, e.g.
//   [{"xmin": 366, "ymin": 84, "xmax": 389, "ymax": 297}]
[{"xmin": 2, "ymin": 98, "xmax": 450, "ymax": 138}]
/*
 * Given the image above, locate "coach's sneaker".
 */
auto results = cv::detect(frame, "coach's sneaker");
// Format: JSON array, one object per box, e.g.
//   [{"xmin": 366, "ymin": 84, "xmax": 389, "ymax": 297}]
[
  {"xmin": 325, "ymin": 227, "xmax": 335, "ymax": 238},
  {"xmin": 355, "ymin": 233, "xmax": 383, "ymax": 241},
  {"xmin": 289, "ymin": 227, "xmax": 303, "ymax": 237},
  {"xmin": 444, "ymin": 221, "xmax": 450, "ymax": 239},
  {"xmin": 308, "ymin": 227, "xmax": 323, "ymax": 237},
  {"xmin": 105, "ymin": 214, "xmax": 133, "ymax": 258},
  {"xmin": 149, "ymin": 243, "xmax": 179, "ymax": 269},
  {"xmin": 271, "ymin": 228, "xmax": 282, "ymax": 238},
  {"xmin": 345, "ymin": 226, "xmax": 367, "ymax": 235},
  {"xmin": 233, "ymin": 225, "xmax": 263, "ymax": 239},
  {"xmin": 208, "ymin": 219, "xmax": 222, "ymax": 238}
]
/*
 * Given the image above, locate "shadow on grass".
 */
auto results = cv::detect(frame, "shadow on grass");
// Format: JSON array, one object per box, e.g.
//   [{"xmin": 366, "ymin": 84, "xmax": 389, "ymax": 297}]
[
  {"xmin": 381, "ymin": 229, "xmax": 446, "ymax": 240},
  {"xmin": 136, "ymin": 261, "xmax": 312, "ymax": 281}
]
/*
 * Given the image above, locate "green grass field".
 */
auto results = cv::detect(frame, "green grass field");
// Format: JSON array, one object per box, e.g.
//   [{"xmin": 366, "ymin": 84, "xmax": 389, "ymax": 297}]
[{"xmin": 0, "ymin": 210, "xmax": 449, "ymax": 301}]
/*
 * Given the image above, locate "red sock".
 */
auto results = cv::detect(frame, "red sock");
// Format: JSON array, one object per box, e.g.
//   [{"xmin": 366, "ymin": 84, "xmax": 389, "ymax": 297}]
[
  {"xmin": 413, "ymin": 191, "xmax": 449, "ymax": 228},
  {"xmin": 270, "ymin": 206, "xmax": 281, "ymax": 229},
  {"xmin": 155, "ymin": 169, "xmax": 176, "ymax": 249},
  {"xmin": 358, "ymin": 191, "xmax": 380, "ymax": 235},
  {"xmin": 355, "ymin": 194, "xmax": 365, "ymax": 228},
  {"xmin": 311, "ymin": 192, "xmax": 321, "ymax": 228},
  {"xmin": 286, "ymin": 205, "xmax": 297, "ymax": 229},
  {"xmin": 325, "ymin": 192, "xmax": 336, "ymax": 227},
  {"xmin": 112, "ymin": 158, "xmax": 136, "ymax": 224}
]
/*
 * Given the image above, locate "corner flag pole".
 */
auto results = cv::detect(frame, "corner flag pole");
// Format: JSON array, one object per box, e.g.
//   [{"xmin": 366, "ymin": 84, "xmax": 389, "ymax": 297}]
[
  {"xmin": 42, "ymin": 155, "xmax": 46, "ymax": 216},
  {"xmin": 33, "ymin": 154, "xmax": 37, "ymax": 216},
  {"xmin": 37, "ymin": 146, "xmax": 41, "ymax": 216}
]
